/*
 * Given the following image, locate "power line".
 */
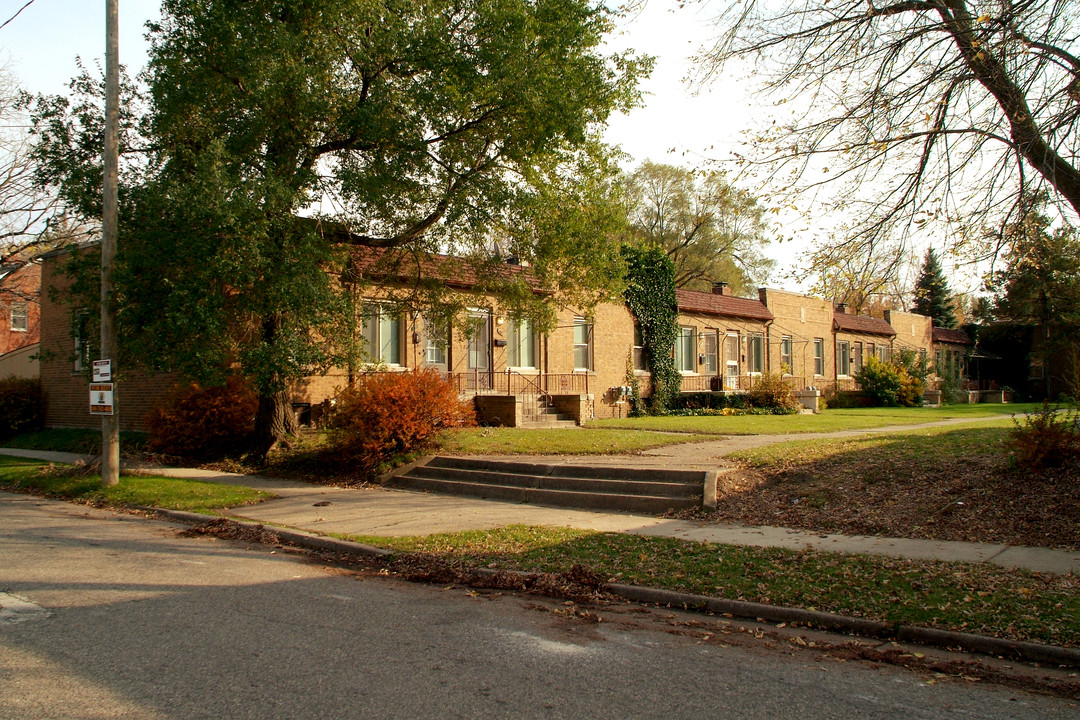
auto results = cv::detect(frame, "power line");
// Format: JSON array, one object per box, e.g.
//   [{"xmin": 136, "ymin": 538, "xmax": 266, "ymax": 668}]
[{"xmin": 0, "ymin": 1, "xmax": 37, "ymax": 33}]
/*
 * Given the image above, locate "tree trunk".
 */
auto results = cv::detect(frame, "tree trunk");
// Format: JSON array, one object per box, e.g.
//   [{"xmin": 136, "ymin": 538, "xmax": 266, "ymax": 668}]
[{"xmin": 249, "ymin": 389, "xmax": 298, "ymax": 463}]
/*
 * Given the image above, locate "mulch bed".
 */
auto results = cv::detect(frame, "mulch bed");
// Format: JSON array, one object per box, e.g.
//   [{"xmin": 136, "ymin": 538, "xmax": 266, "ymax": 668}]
[{"xmin": 685, "ymin": 456, "xmax": 1080, "ymax": 550}]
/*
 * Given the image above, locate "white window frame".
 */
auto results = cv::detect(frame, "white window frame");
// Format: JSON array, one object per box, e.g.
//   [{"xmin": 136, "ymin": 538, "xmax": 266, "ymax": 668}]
[
  {"xmin": 813, "ymin": 338, "xmax": 824, "ymax": 377},
  {"xmin": 573, "ymin": 316, "xmax": 593, "ymax": 372},
  {"xmin": 422, "ymin": 314, "xmax": 448, "ymax": 367},
  {"xmin": 837, "ymin": 340, "xmax": 851, "ymax": 377},
  {"xmin": 632, "ymin": 323, "xmax": 647, "ymax": 372},
  {"xmin": 853, "ymin": 342, "xmax": 863, "ymax": 374},
  {"xmin": 362, "ymin": 304, "xmax": 403, "ymax": 367},
  {"xmin": 780, "ymin": 336, "xmax": 792, "ymax": 374},
  {"xmin": 10, "ymin": 302, "xmax": 28, "ymax": 332},
  {"xmin": 747, "ymin": 332, "xmax": 765, "ymax": 374},
  {"xmin": 675, "ymin": 326, "xmax": 696, "ymax": 374},
  {"xmin": 506, "ymin": 318, "xmax": 538, "ymax": 370}
]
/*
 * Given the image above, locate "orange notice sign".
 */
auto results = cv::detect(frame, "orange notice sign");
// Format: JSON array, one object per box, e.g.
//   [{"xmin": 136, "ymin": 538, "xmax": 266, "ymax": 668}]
[{"xmin": 89, "ymin": 383, "xmax": 114, "ymax": 416}]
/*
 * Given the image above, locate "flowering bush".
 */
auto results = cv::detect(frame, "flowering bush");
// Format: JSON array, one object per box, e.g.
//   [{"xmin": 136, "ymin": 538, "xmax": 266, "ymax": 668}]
[
  {"xmin": 329, "ymin": 369, "xmax": 475, "ymax": 470},
  {"xmin": 0, "ymin": 376, "xmax": 43, "ymax": 439},
  {"xmin": 145, "ymin": 376, "xmax": 258, "ymax": 461}
]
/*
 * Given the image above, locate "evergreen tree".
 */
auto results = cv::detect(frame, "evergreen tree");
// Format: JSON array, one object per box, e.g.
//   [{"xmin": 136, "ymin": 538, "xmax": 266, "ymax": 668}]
[{"xmin": 912, "ymin": 249, "xmax": 957, "ymax": 328}]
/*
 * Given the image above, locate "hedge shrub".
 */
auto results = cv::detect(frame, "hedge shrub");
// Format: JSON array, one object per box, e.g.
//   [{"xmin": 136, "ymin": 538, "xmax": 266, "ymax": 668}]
[
  {"xmin": 1009, "ymin": 403, "xmax": 1080, "ymax": 469},
  {"xmin": 0, "ymin": 376, "xmax": 44, "ymax": 439},
  {"xmin": 329, "ymin": 369, "xmax": 475, "ymax": 470},
  {"xmin": 145, "ymin": 376, "xmax": 258, "ymax": 461}
]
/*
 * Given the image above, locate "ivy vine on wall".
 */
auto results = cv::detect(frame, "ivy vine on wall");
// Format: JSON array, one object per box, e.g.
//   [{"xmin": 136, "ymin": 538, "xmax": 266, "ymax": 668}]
[{"xmin": 621, "ymin": 245, "xmax": 680, "ymax": 412}]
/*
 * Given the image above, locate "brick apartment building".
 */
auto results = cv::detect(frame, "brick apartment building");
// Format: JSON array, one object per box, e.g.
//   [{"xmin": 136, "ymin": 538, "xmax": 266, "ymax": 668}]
[
  {"xmin": 0, "ymin": 258, "xmax": 41, "ymax": 378},
  {"xmin": 37, "ymin": 245, "xmax": 963, "ymax": 431}
]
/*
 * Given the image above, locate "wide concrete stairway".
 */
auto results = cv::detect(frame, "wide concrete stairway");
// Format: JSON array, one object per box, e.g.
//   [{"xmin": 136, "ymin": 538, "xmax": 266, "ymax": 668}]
[{"xmin": 389, "ymin": 456, "xmax": 705, "ymax": 514}]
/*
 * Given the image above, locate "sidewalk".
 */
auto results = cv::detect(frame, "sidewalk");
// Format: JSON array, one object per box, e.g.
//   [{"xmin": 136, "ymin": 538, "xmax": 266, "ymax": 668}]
[{"xmin": 3, "ymin": 446, "xmax": 1078, "ymax": 575}]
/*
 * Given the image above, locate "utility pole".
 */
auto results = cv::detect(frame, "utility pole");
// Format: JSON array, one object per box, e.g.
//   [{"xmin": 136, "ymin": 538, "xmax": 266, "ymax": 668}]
[{"xmin": 101, "ymin": 0, "xmax": 120, "ymax": 487}]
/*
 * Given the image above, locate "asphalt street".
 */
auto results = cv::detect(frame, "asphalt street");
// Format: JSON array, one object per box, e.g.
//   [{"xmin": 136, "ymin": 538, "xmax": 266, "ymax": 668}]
[{"xmin": 2, "ymin": 492, "xmax": 1077, "ymax": 720}]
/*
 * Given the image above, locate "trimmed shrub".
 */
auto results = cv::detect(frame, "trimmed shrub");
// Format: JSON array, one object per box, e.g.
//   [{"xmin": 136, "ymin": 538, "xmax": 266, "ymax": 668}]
[
  {"xmin": 746, "ymin": 372, "xmax": 799, "ymax": 413},
  {"xmin": 145, "ymin": 376, "xmax": 258, "ymax": 461},
  {"xmin": 329, "ymin": 369, "xmax": 476, "ymax": 470},
  {"xmin": 855, "ymin": 356, "xmax": 904, "ymax": 406},
  {"xmin": 1009, "ymin": 403, "xmax": 1080, "ymax": 469},
  {"xmin": 0, "ymin": 376, "xmax": 44, "ymax": 439}
]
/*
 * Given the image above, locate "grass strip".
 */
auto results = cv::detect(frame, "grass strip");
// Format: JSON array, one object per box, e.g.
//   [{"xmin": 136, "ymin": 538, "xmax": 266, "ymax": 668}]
[
  {"xmin": 586, "ymin": 403, "xmax": 1042, "ymax": 435},
  {"xmin": 0, "ymin": 456, "xmax": 272, "ymax": 513},
  {"xmin": 344, "ymin": 524, "xmax": 1080, "ymax": 648},
  {"xmin": 436, "ymin": 427, "xmax": 719, "ymax": 455},
  {"xmin": 729, "ymin": 422, "xmax": 1015, "ymax": 468}
]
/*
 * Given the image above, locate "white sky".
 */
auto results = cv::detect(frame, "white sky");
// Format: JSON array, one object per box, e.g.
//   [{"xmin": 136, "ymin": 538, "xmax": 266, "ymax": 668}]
[{"xmin": 0, "ymin": 0, "xmax": 845, "ymax": 289}]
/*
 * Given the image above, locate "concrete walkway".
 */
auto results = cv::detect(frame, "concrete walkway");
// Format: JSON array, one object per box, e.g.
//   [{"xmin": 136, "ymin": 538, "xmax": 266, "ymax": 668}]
[{"xmin": 3, "ymin": 440, "xmax": 1078, "ymax": 575}]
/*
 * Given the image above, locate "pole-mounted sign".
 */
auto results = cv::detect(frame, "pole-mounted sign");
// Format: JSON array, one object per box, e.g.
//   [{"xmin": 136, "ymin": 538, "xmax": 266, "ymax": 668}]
[
  {"xmin": 92, "ymin": 359, "xmax": 112, "ymax": 382},
  {"xmin": 90, "ymin": 383, "xmax": 114, "ymax": 416}
]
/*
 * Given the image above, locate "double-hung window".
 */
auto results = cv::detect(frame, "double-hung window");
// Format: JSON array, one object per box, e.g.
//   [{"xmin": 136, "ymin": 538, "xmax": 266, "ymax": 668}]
[
  {"xmin": 853, "ymin": 342, "xmax": 863, "ymax": 374},
  {"xmin": 813, "ymin": 338, "xmax": 824, "ymax": 376},
  {"xmin": 837, "ymin": 340, "xmax": 851, "ymax": 377},
  {"xmin": 423, "ymin": 315, "xmax": 448, "ymax": 368},
  {"xmin": 675, "ymin": 326, "xmax": 696, "ymax": 373},
  {"xmin": 573, "ymin": 317, "xmax": 593, "ymax": 371},
  {"xmin": 747, "ymin": 333, "xmax": 765, "ymax": 374},
  {"xmin": 632, "ymin": 324, "xmax": 647, "ymax": 371},
  {"xmin": 507, "ymin": 318, "xmax": 538, "ymax": 369},
  {"xmin": 10, "ymin": 302, "xmax": 28, "ymax": 332},
  {"xmin": 362, "ymin": 304, "xmax": 402, "ymax": 366},
  {"xmin": 780, "ymin": 336, "xmax": 792, "ymax": 374}
]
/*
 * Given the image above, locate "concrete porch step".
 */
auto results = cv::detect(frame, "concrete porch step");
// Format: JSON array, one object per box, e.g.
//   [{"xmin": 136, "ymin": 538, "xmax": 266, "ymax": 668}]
[{"xmin": 387, "ymin": 456, "xmax": 707, "ymax": 515}]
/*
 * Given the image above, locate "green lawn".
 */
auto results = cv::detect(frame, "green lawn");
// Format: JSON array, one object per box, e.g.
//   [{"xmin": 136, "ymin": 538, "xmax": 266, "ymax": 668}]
[
  {"xmin": 436, "ymin": 427, "xmax": 721, "ymax": 455},
  {"xmin": 586, "ymin": 403, "xmax": 1043, "ymax": 435},
  {"xmin": 728, "ymin": 420, "xmax": 1016, "ymax": 467},
  {"xmin": 345, "ymin": 524, "xmax": 1080, "ymax": 648},
  {"xmin": 0, "ymin": 455, "xmax": 272, "ymax": 513}
]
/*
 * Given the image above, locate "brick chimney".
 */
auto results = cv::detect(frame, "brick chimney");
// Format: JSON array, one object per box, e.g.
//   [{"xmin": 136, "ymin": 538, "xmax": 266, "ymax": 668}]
[
  {"xmin": 712, "ymin": 281, "xmax": 732, "ymax": 296},
  {"xmin": 836, "ymin": 303, "xmax": 848, "ymax": 314}
]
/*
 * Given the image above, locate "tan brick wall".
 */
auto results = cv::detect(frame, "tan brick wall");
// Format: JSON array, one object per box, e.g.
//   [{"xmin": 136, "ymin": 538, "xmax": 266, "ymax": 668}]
[
  {"xmin": 675, "ymin": 310, "xmax": 771, "ymax": 390},
  {"xmin": 759, "ymin": 288, "xmax": 834, "ymax": 385},
  {"xmin": 835, "ymin": 330, "xmax": 896, "ymax": 378},
  {"xmin": 885, "ymin": 310, "xmax": 934, "ymax": 356}
]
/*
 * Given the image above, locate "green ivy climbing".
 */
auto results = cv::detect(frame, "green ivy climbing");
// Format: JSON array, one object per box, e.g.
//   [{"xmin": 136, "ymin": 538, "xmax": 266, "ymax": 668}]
[{"xmin": 622, "ymin": 245, "xmax": 680, "ymax": 412}]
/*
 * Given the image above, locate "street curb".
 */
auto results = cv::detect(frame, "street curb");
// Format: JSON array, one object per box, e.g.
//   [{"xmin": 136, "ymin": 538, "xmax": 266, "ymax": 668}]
[
  {"xmin": 143, "ymin": 508, "xmax": 1080, "ymax": 668},
  {"xmin": 139, "ymin": 507, "xmax": 394, "ymax": 557},
  {"xmin": 605, "ymin": 583, "xmax": 1080, "ymax": 668}
]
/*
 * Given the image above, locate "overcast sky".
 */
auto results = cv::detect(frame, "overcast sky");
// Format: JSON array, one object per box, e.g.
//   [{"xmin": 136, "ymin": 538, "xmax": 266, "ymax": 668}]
[{"xmin": 0, "ymin": 0, "xmax": 816, "ymax": 286}]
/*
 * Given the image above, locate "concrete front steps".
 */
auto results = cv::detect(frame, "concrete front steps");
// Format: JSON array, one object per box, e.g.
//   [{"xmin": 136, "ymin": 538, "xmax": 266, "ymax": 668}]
[
  {"xmin": 388, "ymin": 456, "xmax": 708, "ymax": 515},
  {"xmin": 518, "ymin": 407, "xmax": 578, "ymax": 429}
]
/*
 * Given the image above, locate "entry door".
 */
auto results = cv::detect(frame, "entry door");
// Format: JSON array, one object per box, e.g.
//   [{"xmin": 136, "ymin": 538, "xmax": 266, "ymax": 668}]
[
  {"xmin": 724, "ymin": 333, "xmax": 739, "ymax": 389},
  {"xmin": 703, "ymin": 332, "xmax": 718, "ymax": 375}
]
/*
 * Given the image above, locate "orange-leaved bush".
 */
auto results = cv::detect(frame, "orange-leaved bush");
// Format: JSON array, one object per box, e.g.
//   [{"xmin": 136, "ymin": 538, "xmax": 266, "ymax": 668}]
[
  {"xmin": 145, "ymin": 376, "xmax": 258, "ymax": 461},
  {"xmin": 329, "ymin": 369, "xmax": 475, "ymax": 469}
]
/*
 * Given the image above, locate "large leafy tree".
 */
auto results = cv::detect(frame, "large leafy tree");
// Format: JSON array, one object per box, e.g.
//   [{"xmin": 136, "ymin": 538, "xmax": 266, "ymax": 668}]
[
  {"xmin": 912, "ymin": 248, "xmax": 959, "ymax": 328},
  {"xmin": 31, "ymin": 0, "xmax": 648, "ymax": 456},
  {"xmin": 701, "ymin": 0, "xmax": 1080, "ymax": 269},
  {"xmin": 988, "ymin": 198, "xmax": 1080, "ymax": 386},
  {"xmin": 623, "ymin": 161, "xmax": 773, "ymax": 294}
]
